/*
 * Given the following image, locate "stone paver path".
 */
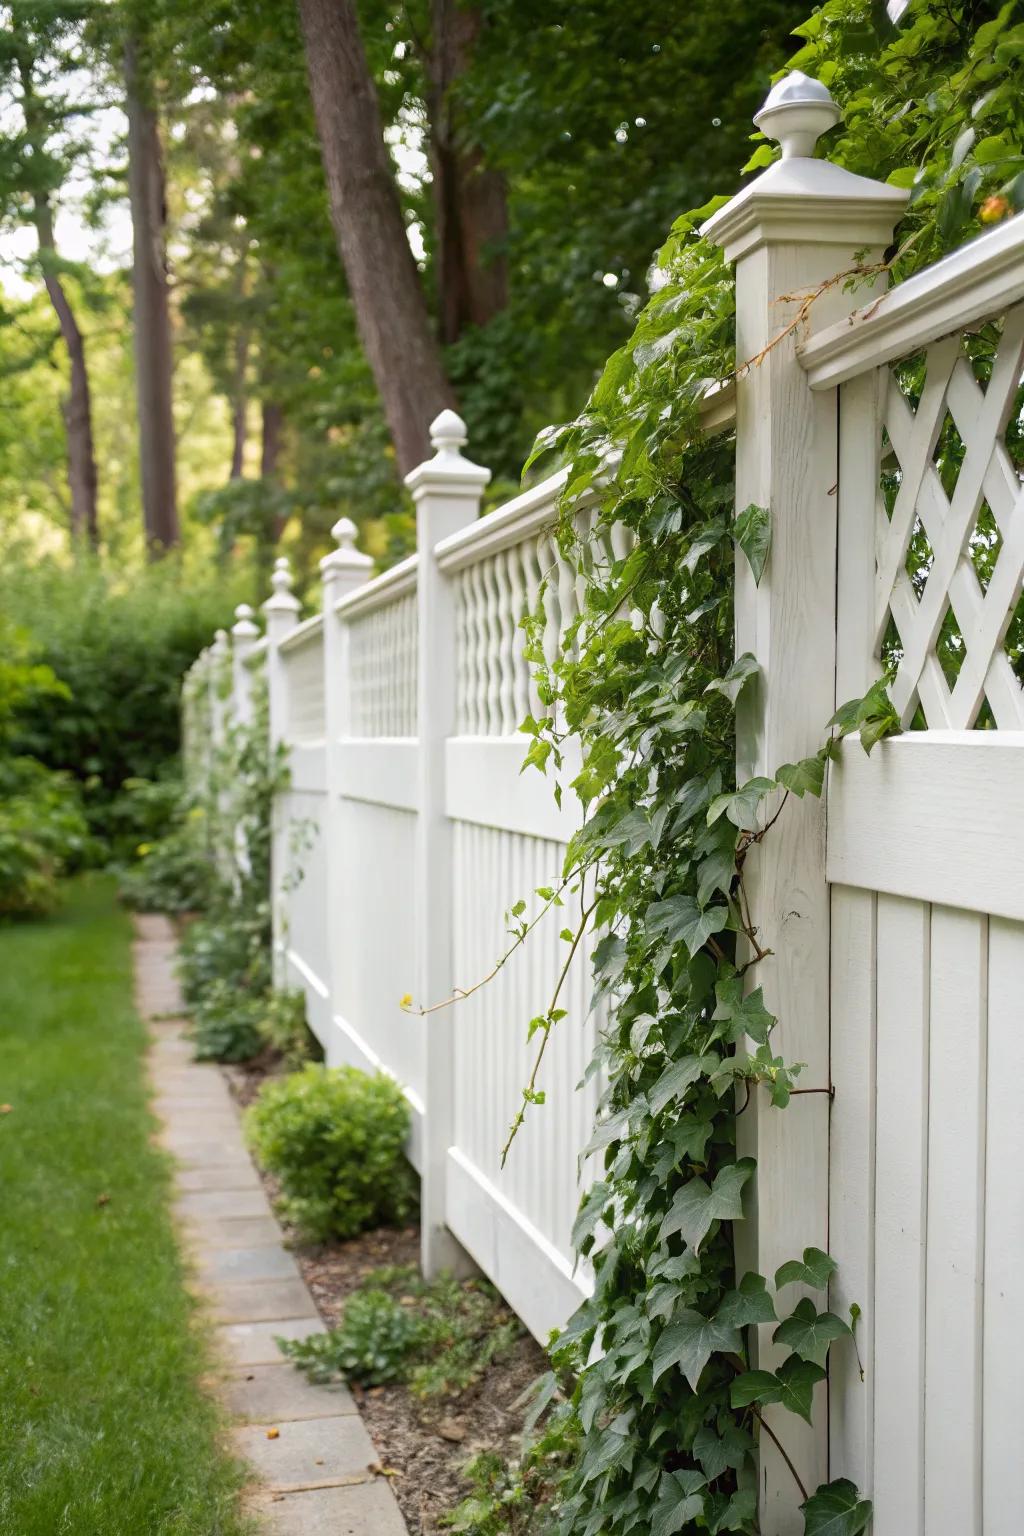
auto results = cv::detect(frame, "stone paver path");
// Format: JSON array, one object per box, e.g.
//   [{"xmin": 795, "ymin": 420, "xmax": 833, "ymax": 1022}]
[{"xmin": 134, "ymin": 913, "xmax": 408, "ymax": 1535}]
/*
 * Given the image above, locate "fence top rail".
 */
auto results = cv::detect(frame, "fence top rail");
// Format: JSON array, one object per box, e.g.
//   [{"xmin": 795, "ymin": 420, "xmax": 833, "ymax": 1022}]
[
  {"xmin": 798, "ymin": 212, "xmax": 1024, "ymax": 390},
  {"xmin": 278, "ymin": 611, "xmax": 324, "ymax": 654},
  {"xmin": 335, "ymin": 552, "xmax": 418, "ymax": 620},
  {"xmin": 244, "ymin": 635, "xmax": 269, "ymax": 666},
  {"xmin": 433, "ymin": 382, "xmax": 737, "ymax": 576},
  {"xmin": 435, "ymin": 467, "xmax": 568, "ymax": 573}
]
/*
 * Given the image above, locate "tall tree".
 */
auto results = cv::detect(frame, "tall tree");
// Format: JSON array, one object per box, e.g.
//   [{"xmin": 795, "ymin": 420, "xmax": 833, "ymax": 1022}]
[
  {"xmin": 124, "ymin": 32, "xmax": 179, "ymax": 552},
  {"xmin": 426, "ymin": 0, "xmax": 508, "ymax": 346},
  {"xmin": 0, "ymin": 6, "xmax": 100, "ymax": 547},
  {"xmin": 296, "ymin": 0, "xmax": 454, "ymax": 476}
]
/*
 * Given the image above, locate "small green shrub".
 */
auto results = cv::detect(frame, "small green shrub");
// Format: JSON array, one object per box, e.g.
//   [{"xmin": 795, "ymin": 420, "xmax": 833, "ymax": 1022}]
[
  {"xmin": 0, "ymin": 756, "xmax": 90, "ymax": 918},
  {"xmin": 258, "ymin": 988, "xmax": 322, "ymax": 1068},
  {"xmin": 245, "ymin": 1064, "xmax": 416, "ymax": 1240},
  {"xmin": 192, "ymin": 978, "xmax": 266, "ymax": 1063},
  {"xmin": 281, "ymin": 1289, "xmax": 426, "ymax": 1386},
  {"xmin": 178, "ymin": 902, "xmax": 271, "ymax": 1009},
  {"xmin": 118, "ymin": 781, "xmax": 214, "ymax": 915},
  {"xmin": 281, "ymin": 1265, "xmax": 523, "ymax": 1399}
]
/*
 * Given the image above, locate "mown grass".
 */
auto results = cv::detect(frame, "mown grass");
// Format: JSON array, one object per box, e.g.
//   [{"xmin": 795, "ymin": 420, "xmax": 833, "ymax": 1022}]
[{"xmin": 0, "ymin": 876, "xmax": 251, "ymax": 1535}]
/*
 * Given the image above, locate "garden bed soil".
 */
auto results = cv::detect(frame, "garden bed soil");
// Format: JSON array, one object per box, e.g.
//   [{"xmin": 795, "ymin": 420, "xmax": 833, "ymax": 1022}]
[{"xmin": 224, "ymin": 1062, "xmax": 548, "ymax": 1533}]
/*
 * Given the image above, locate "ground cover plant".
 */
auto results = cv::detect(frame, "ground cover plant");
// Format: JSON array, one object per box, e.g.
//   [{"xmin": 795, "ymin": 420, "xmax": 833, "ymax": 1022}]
[
  {"xmin": 245, "ymin": 1063, "xmax": 417, "ymax": 1241},
  {"xmin": 0, "ymin": 876, "xmax": 251, "ymax": 1535},
  {"xmin": 280, "ymin": 1264, "xmax": 523, "ymax": 1400}
]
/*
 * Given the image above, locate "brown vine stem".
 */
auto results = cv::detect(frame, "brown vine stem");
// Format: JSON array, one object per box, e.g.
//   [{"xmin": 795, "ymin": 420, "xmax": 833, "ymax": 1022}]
[
  {"xmin": 751, "ymin": 1407, "xmax": 810, "ymax": 1505},
  {"xmin": 500, "ymin": 893, "xmax": 599, "ymax": 1167},
  {"xmin": 401, "ymin": 878, "xmax": 572, "ymax": 1016}
]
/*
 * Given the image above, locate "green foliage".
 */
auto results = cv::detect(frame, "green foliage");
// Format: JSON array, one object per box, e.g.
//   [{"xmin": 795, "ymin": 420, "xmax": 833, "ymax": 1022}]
[
  {"xmin": 257, "ymin": 987, "xmax": 322, "ymax": 1070},
  {"xmin": 191, "ymin": 977, "xmax": 266, "ymax": 1063},
  {"xmin": 281, "ymin": 1265, "xmax": 523, "ymax": 1400},
  {"xmin": 116, "ymin": 780, "xmax": 215, "ymax": 914},
  {"xmin": 0, "ymin": 558, "xmax": 242, "ymax": 853},
  {"xmin": 454, "ymin": 4, "xmax": 1014, "ymax": 1532},
  {"xmin": 244, "ymin": 1064, "xmax": 417, "ymax": 1242},
  {"xmin": 0, "ymin": 618, "xmax": 89, "ymax": 918}
]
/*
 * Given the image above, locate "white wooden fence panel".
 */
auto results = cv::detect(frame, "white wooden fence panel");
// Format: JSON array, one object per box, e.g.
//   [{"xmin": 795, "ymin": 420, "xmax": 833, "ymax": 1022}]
[
  {"xmin": 281, "ymin": 621, "xmax": 325, "ymax": 742},
  {"xmin": 449, "ymin": 820, "xmax": 597, "ymax": 1335},
  {"xmin": 870, "ymin": 895, "xmax": 928, "ymax": 1536},
  {"xmin": 982, "ymin": 917, "xmax": 1024, "ymax": 1536},
  {"xmin": 331, "ymin": 796, "xmax": 423, "ymax": 1144}
]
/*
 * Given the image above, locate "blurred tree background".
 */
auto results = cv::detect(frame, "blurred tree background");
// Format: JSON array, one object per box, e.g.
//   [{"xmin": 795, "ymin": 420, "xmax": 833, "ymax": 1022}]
[{"xmin": 0, "ymin": 0, "xmax": 809, "ymax": 586}]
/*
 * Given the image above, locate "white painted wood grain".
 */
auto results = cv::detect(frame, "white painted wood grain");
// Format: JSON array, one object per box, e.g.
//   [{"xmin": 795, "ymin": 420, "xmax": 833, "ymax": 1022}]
[
  {"xmin": 924, "ymin": 906, "xmax": 987, "ymax": 1536},
  {"xmin": 445, "ymin": 736, "xmax": 580, "ymax": 841},
  {"xmin": 872, "ymin": 895, "xmax": 929, "ymax": 1536},
  {"xmin": 828, "ymin": 885, "xmax": 876, "ymax": 1492},
  {"xmin": 982, "ymin": 916, "xmax": 1024, "ymax": 1536},
  {"xmin": 336, "ymin": 738, "xmax": 419, "ymax": 812},
  {"xmin": 827, "ymin": 734, "xmax": 1024, "ymax": 922}
]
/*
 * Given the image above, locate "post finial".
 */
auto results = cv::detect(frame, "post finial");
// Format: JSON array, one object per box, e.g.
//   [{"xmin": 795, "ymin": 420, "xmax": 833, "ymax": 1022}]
[
  {"xmin": 429, "ymin": 409, "xmax": 468, "ymax": 456},
  {"xmin": 264, "ymin": 554, "xmax": 301, "ymax": 615},
  {"xmin": 753, "ymin": 71, "xmax": 841, "ymax": 160},
  {"xmin": 321, "ymin": 515, "xmax": 373, "ymax": 584},
  {"xmin": 232, "ymin": 602, "xmax": 260, "ymax": 639}
]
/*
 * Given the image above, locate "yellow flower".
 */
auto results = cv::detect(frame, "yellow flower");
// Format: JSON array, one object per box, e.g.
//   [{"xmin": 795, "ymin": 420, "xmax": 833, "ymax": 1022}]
[
  {"xmin": 979, "ymin": 194, "xmax": 1011, "ymax": 224},
  {"xmin": 399, "ymin": 993, "xmax": 413, "ymax": 1009}
]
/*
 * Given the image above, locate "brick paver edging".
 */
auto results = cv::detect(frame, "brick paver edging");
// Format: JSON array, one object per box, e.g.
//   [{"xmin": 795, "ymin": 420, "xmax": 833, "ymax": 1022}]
[{"xmin": 134, "ymin": 913, "xmax": 408, "ymax": 1535}]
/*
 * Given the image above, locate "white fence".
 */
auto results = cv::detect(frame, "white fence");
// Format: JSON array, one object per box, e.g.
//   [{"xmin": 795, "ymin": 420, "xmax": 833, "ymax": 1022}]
[{"xmin": 184, "ymin": 72, "xmax": 1024, "ymax": 1535}]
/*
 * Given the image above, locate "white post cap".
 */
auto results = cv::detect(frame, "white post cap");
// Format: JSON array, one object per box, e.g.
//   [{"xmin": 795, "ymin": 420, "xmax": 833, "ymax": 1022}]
[
  {"xmin": 263, "ymin": 555, "xmax": 301, "ymax": 615},
  {"xmin": 701, "ymin": 71, "xmax": 908, "ymax": 262},
  {"xmin": 320, "ymin": 516, "xmax": 374, "ymax": 583},
  {"xmin": 231, "ymin": 602, "xmax": 260, "ymax": 639},
  {"xmin": 753, "ymin": 71, "xmax": 841, "ymax": 160},
  {"xmin": 404, "ymin": 409, "xmax": 491, "ymax": 500}
]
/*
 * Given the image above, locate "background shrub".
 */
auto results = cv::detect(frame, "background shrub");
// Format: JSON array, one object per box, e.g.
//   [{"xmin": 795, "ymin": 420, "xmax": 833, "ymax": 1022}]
[
  {"xmin": 0, "ymin": 556, "xmax": 241, "ymax": 855},
  {"xmin": 117, "ymin": 780, "xmax": 215, "ymax": 914},
  {"xmin": 245, "ymin": 1064, "xmax": 416, "ymax": 1240},
  {"xmin": 0, "ymin": 619, "xmax": 91, "ymax": 917}
]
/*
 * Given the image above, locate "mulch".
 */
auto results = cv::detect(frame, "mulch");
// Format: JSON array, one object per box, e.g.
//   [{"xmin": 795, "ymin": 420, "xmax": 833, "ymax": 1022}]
[{"xmin": 224, "ymin": 1060, "xmax": 548, "ymax": 1534}]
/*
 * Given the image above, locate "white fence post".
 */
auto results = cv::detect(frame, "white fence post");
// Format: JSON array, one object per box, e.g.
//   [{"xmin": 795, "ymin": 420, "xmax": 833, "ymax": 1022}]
[
  {"xmin": 263, "ymin": 557, "xmax": 301, "ymax": 986},
  {"xmin": 230, "ymin": 602, "xmax": 260, "ymax": 729},
  {"xmin": 320, "ymin": 518, "xmax": 373, "ymax": 1039},
  {"xmin": 405, "ymin": 409, "xmax": 491, "ymax": 1278},
  {"xmin": 702, "ymin": 74, "xmax": 905, "ymax": 1530}
]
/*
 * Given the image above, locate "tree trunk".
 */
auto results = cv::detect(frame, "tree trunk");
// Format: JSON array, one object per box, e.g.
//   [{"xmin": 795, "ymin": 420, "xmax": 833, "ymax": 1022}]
[
  {"xmin": 428, "ymin": 0, "xmax": 509, "ymax": 347},
  {"xmin": 16, "ymin": 52, "xmax": 99, "ymax": 549},
  {"xmin": 296, "ymin": 0, "xmax": 455, "ymax": 477},
  {"xmin": 230, "ymin": 323, "xmax": 250, "ymax": 479},
  {"xmin": 36, "ymin": 210, "xmax": 100, "ymax": 550},
  {"xmin": 125, "ymin": 35, "xmax": 179, "ymax": 554},
  {"xmin": 261, "ymin": 398, "xmax": 283, "ymax": 482}
]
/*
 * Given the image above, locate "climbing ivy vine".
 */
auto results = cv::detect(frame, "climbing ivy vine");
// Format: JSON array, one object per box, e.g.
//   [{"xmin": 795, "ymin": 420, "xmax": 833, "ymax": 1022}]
[{"xmin": 446, "ymin": 3, "xmax": 1024, "ymax": 1534}]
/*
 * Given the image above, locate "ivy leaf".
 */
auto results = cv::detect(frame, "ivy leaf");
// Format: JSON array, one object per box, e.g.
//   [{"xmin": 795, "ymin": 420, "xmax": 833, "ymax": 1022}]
[
  {"xmin": 775, "ymin": 1247, "xmax": 837, "ymax": 1292},
  {"xmin": 801, "ymin": 1479, "xmax": 873, "ymax": 1536},
  {"xmin": 734, "ymin": 502, "xmax": 772, "ymax": 585},
  {"xmin": 704, "ymin": 652, "xmax": 759, "ymax": 706},
  {"xmin": 829, "ymin": 679, "xmax": 901, "ymax": 756},
  {"xmin": 659, "ymin": 1158, "xmax": 755, "ymax": 1251},
  {"xmin": 730, "ymin": 1356, "xmax": 826, "ymax": 1424},
  {"xmin": 774, "ymin": 1296, "xmax": 852, "ymax": 1366},
  {"xmin": 652, "ymin": 1308, "xmax": 742, "ymax": 1388},
  {"xmin": 776, "ymin": 751, "xmax": 826, "ymax": 798},
  {"xmin": 651, "ymin": 1469, "xmax": 707, "ymax": 1536},
  {"xmin": 571, "ymin": 1181, "xmax": 612, "ymax": 1250},
  {"xmin": 682, "ymin": 521, "xmax": 728, "ymax": 573},
  {"xmin": 692, "ymin": 1422, "xmax": 754, "ymax": 1482},
  {"xmin": 648, "ymin": 1053, "xmax": 719, "ymax": 1116},
  {"xmin": 717, "ymin": 1271, "xmax": 777, "ymax": 1329},
  {"xmin": 706, "ymin": 1487, "xmax": 758, "ymax": 1533},
  {"xmin": 712, "ymin": 980, "xmax": 775, "ymax": 1045},
  {"xmin": 646, "ymin": 894, "xmax": 729, "ymax": 957},
  {"xmin": 707, "ymin": 776, "xmax": 776, "ymax": 830}
]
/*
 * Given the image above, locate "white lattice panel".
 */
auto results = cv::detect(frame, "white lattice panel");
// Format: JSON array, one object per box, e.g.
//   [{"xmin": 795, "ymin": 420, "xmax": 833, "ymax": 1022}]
[
  {"xmin": 875, "ymin": 303, "xmax": 1024, "ymax": 729},
  {"xmin": 283, "ymin": 634, "xmax": 325, "ymax": 741},
  {"xmin": 348, "ymin": 593, "xmax": 418, "ymax": 737},
  {"xmin": 454, "ymin": 515, "xmax": 633, "ymax": 736}
]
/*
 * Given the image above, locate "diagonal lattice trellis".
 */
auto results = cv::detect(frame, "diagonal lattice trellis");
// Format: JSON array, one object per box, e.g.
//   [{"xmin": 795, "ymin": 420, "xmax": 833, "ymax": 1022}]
[{"xmin": 876, "ymin": 301, "xmax": 1024, "ymax": 729}]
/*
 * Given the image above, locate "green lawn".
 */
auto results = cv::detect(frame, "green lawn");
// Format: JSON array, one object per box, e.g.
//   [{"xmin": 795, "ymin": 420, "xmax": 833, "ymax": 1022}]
[{"xmin": 0, "ymin": 876, "xmax": 251, "ymax": 1535}]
